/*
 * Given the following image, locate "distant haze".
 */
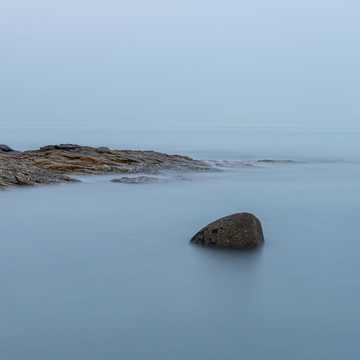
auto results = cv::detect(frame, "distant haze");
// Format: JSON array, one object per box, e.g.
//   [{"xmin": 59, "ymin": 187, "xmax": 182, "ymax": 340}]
[{"xmin": 1, "ymin": 0, "xmax": 359, "ymax": 128}]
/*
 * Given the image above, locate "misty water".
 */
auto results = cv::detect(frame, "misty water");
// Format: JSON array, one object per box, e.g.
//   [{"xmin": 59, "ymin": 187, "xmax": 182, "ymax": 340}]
[{"xmin": 1, "ymin": 127, "xmax": 360, "ymax": 360}]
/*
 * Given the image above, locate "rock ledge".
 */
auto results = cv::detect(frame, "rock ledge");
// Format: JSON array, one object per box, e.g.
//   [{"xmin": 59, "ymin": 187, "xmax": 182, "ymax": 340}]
[{"xmin": 0, "ymin": 144, "xmax": 212, "ymax": 187}]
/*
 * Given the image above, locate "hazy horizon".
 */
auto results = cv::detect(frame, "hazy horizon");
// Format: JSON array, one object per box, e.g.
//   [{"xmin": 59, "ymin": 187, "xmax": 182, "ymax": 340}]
[
  {"xmin": 1, "ymin": 0, "xmax": 359, "ymax": 128},
  {"xmin": 2, "ymin": 4, "xmax": 360, "ymax": 358}
]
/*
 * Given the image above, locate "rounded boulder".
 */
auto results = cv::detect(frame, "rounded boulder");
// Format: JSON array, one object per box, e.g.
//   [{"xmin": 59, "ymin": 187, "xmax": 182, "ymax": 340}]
[{"xmin": 190, "ymin": 212, "xmax": 264, "ymax": 249}]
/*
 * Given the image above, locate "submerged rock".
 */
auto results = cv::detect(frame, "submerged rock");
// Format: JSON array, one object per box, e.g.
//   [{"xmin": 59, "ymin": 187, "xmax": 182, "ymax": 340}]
[
  {"xmin": 257, "ymin": 159, "xmax": 298, "ymax": 164},
  {"xmin": 190, "ymin": 213, "xmax": 264, "ymax": 249},
  {"xmin": 111, "ymin": 176, "xmax": 167, "ymax": 184}
]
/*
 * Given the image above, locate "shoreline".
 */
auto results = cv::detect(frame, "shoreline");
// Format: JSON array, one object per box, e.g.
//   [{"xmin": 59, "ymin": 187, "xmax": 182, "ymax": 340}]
[
  {"xmin": 0, "ymin": 144, "xmax": 213, "ymax": 187},
  {"xmin": 0, "ymin": 143, "xmax": 299, "ymax": 188}
]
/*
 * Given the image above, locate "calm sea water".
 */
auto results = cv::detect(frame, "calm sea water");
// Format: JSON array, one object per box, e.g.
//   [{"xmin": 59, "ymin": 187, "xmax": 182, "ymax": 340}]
[{"xmin": 1, "ymin": 127, "xmax": 360, "ymax": 360}]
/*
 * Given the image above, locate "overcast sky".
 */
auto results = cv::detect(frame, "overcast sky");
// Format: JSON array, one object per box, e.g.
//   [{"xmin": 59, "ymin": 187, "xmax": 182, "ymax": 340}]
[{"xmin": 1, "ymin": 0, "xmax": 359, "ymax": 127}]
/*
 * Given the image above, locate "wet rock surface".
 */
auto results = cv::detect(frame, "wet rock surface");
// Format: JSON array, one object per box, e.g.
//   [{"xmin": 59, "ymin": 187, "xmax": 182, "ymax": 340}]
[
  {"xmin": 0, "ymin": 144, "xmax": 212, "ymax": 187},
  {"xmin": 0, "ymin": 155, "xmax": 76, "ymax": 187},
  {"xmin": 257, "ymin": 159, "xmax": 299, "ymax": 163},
  {"xmin": 190, "ymin": 213, "xmax": 264, "ymax": 249},
  {"xmin": 111, "ymin": 176, "xmax": 168, "ymax": 184}
]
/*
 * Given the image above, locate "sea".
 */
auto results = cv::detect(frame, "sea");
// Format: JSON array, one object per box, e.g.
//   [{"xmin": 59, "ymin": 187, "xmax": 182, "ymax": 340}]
[{"xmin": 1, "ymin": 126, "xmax": 360, "ymax": 360}]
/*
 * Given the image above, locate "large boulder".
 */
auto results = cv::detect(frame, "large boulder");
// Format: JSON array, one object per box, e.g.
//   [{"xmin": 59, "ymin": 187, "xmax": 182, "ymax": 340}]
[{"xmin": 190, "ymin": 213, "xmax": 264, "ymax": 249}]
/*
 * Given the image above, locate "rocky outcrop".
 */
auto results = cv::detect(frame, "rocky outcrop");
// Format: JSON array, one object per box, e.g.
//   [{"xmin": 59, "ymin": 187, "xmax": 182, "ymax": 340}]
[
  {"xmin": 0, "ymin": 144, "xmax": 212, "ymax": 187},
  {"xmin": 0, "ymin": 144, "xmax": 15, "ymax": 152},
  {"xmin": 0, "ymin": 155, "xmax": 76, "ymax": 187},
  {"xmin": 190, "ymin": 213, "xmax": 264, "ymax": 249},
  {"xmin": 20, "ymin": 144, "xmax": 210, "ymax": 174}
]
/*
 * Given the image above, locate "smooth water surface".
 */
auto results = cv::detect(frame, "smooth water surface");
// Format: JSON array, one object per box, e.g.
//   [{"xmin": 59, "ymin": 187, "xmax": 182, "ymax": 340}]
[{"xmin": 1, "ymin": 127, "xmax": 360, "ymax": 360}]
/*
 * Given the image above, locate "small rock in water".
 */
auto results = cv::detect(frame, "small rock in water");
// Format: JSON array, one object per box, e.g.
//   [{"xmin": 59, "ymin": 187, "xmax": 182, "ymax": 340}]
[
  {"xmin": 190, "ymin": 212, "xmax": 264, "ymax": 249},
  {"xmin": 257, "ymin": 159, "xmax": 298, "ymax": 163},
  {"xmin": 111, "ymin": 176, "xmax": 165, "ymax": 184}
]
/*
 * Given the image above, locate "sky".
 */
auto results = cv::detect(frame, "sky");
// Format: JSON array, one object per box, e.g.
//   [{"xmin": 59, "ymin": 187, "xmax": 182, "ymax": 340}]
[{"xmin": 1, "ymin": 0, "xmax": 359, "ymax": 128}]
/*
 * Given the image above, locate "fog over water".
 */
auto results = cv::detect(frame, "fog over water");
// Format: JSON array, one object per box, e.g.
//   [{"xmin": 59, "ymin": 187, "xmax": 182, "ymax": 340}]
[
  {"xmin": 1, "ymin": 127, "xmax": 360, "ymax": 360},
  {"xmin": 1, "ymin": 0, "xmax": 360, "ymax": 359},
  {"xmin": 2, "ymin": 125, "xmax": 360, "ymax": 162},
  {"xmin": 1, "ymin": 0, "xmax": 360, "ymax": 128}
]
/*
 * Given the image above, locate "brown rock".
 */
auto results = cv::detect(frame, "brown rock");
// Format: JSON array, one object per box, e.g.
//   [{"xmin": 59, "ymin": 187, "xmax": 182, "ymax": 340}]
[
  {"xmin": 0, "ymin": 144, "xmax": 213, "ymax": 187},
  {"xmin": 0, "ymin": 154, "xmax": 77, "ymax": 187},
  {"xmin": 190, "ymin": 213, "xmax": 264, "ymax": 249},
  {"xmin": 20, "ymin": 144, "xmax": 211, "ymax": 174}
]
